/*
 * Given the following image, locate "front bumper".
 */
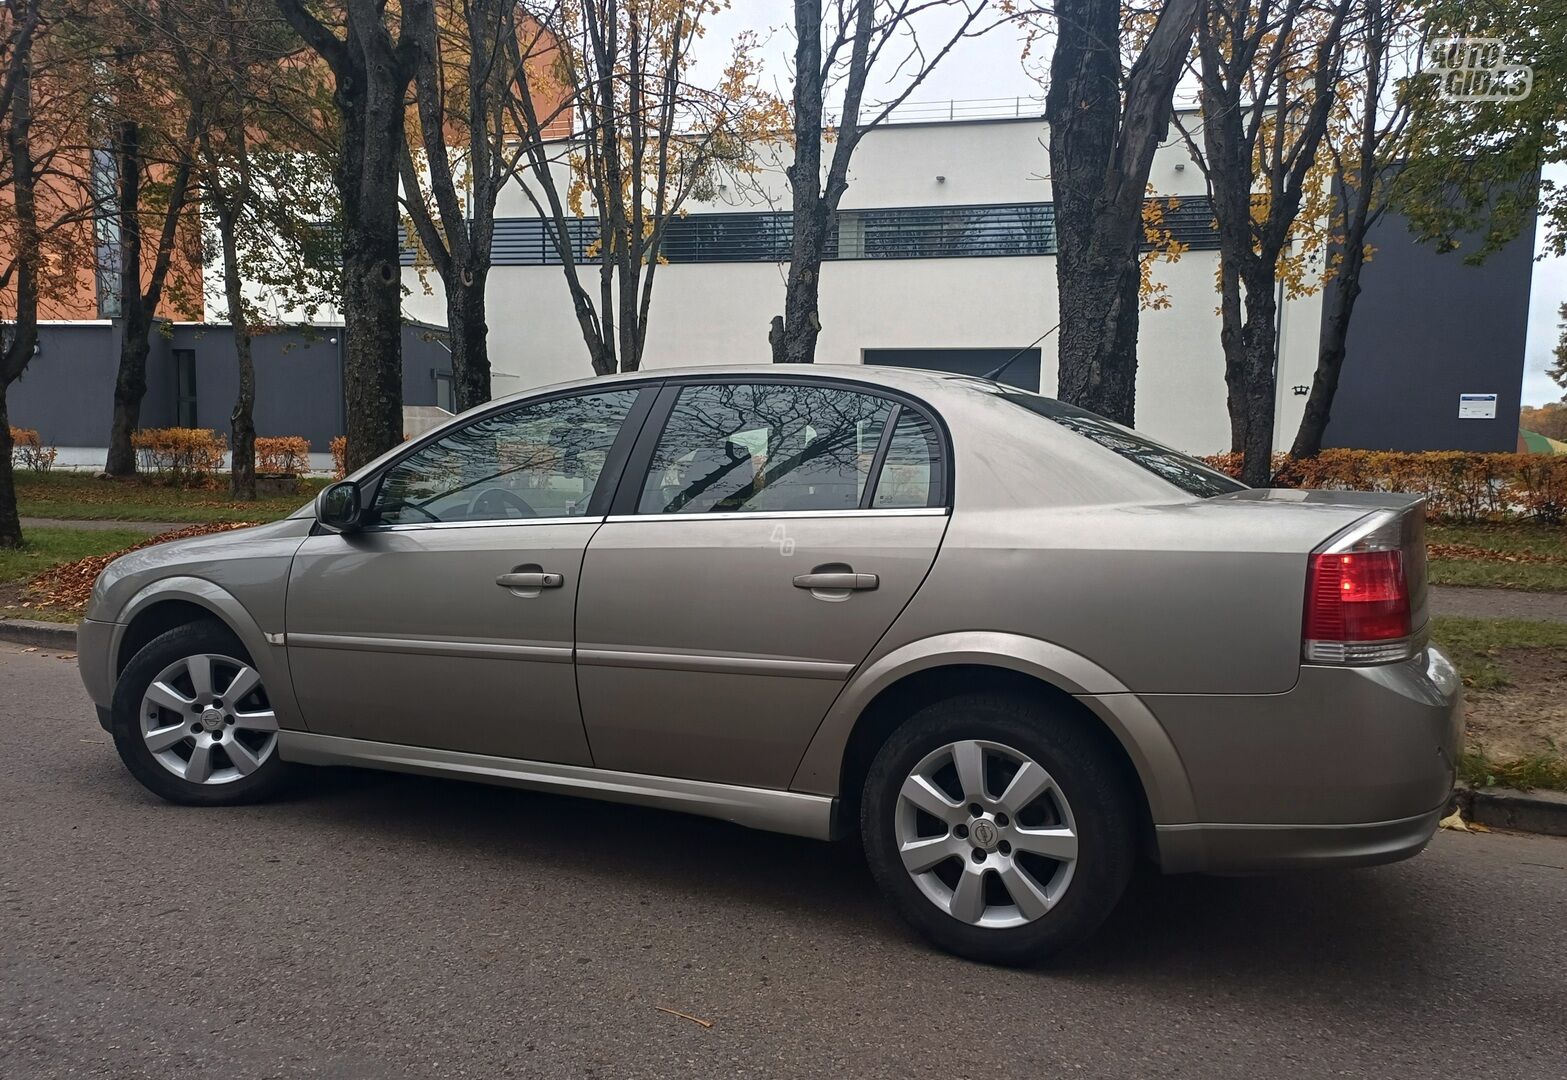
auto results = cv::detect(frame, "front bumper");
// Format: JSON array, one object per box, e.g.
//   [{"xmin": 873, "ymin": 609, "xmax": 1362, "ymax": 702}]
[
  {"xmin": 1146, "ymin": 646, "xmax": 1462, "ymax": 874},
  {"xmin": 77, "ymin": 618, "xmax": 118, "ymax": 730}
]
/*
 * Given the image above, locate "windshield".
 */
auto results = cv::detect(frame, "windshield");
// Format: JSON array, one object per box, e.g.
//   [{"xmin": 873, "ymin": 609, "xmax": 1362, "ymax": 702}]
[{"xmin": 999, "ymin": 391, "xmax": 1248, "ymax": 499}]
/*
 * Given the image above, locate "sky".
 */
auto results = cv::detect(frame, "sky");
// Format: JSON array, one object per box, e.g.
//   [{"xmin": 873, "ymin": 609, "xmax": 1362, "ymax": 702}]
[{"xmin": 692, "ymin": 1, "xmax": 1565, "ymax": 408}]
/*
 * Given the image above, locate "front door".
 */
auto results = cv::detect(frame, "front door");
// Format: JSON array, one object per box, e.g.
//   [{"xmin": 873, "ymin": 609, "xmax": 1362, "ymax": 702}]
[
  {"xmin": 575, "ymin": 379, "xmax": 950, "ymax": 789},
  {"xmin": 286, "ymin": 386, "xmax": 648, "ymax": 763}
]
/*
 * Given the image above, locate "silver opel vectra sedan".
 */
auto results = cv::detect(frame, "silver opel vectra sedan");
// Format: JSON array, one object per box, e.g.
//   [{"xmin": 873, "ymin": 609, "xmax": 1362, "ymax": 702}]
[{"xmin": 78, "ymin": 366, "xmax": 1461, "ymax": 964}]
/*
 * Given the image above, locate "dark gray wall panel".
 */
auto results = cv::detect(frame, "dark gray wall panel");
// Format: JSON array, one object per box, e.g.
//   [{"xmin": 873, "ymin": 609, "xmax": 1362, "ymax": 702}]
[{"xmin": 1322, "ymin": 207, "xmax": 1534, "ymax": 452}]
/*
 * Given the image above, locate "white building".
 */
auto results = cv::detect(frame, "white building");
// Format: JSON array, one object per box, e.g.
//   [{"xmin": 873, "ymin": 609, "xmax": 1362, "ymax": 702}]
[{"xmin": 400, "ymin": 107, "xmax": 1327, "ymax": 455}]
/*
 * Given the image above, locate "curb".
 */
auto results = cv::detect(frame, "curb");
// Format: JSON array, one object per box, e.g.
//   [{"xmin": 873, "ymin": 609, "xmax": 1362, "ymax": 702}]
[
  {"xmin": 1452, "ymin": 784, "xmax": 1567, "ymax": 838},
  {"xmin": 0, "ymin": 618, "xmax": 78, "ymax": 651}
]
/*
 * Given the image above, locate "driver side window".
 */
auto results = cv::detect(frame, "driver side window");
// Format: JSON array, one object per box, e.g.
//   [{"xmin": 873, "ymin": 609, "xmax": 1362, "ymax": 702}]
[{"xmin": 372, "ymin": 389, "xmax": 639, "ymax": 525}]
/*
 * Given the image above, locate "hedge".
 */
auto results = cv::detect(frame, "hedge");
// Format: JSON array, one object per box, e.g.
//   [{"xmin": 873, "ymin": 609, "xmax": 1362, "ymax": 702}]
[
  {"xmin": 131, "ymin": 427, "xmax": 227, "ymax": 484},
  {"xmin": 255, "ymin": 436, "xmax": 311, "ymax": 476},
  {"xmin": 1201, "ymin": 450, "xmax": 1567, "ymax": 524},
  {"xmin": 7, "ymin": 427, "xmax": 57, "ymax": 472}
]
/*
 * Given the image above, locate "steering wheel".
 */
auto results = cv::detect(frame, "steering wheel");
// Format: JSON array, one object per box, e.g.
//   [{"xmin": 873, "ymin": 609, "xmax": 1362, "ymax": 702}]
[{"xmin": 469, "ymin": 487, "xmax": 538, "ymax": 519}]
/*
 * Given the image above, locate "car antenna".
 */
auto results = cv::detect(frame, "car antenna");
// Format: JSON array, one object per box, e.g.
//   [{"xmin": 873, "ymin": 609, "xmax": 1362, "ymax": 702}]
[{"xmin": 981, "ymin": 322, "xmax": 1060, "ymax": 383}]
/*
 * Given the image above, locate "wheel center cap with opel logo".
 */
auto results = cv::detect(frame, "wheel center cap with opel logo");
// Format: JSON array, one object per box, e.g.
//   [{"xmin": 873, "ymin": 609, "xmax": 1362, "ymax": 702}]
[
  {"xmin": 970, "ymin": 819, "xmax": 999, "ymax": 850},
  {"xmin": 200, "ymin": 708, "xmax": 225, "ymax": 732}
]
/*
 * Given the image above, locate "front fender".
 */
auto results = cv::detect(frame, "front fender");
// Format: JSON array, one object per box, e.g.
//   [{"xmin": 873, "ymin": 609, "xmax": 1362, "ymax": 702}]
[
  {"xmin": 789, "ymin": 630, "xmax": 1197, "ymax": 825},
  {"xmin": 110, "ymin": 577, "xmax": 308, "ymax": 733}
]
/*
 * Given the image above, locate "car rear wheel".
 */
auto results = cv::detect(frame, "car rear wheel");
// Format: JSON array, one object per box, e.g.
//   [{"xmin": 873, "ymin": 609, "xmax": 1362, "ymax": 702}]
[
  {"xmin": 110, "ymin": 620, "xmax": 292, "ymax": 805},
  {"xmin": 861, "ymin": 692, "xmax": 1136, "ymax": 965}
]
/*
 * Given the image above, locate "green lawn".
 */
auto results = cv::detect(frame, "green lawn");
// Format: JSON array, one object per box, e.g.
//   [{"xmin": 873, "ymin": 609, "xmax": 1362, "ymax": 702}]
[
  {"xmin": 1427, "ymin": 522, "xmax": 1567, "ymax": 592},
  {"xmin": 1429, "ymin": 615, "xmax": 1567, "ymax": 690},
  {"xmin": 0, "ymin": 527, "xmax": 147, "ymax": 588},
  {"xmin": 16, "ymin": 471, "xmax": 323, "ymax": 524}
]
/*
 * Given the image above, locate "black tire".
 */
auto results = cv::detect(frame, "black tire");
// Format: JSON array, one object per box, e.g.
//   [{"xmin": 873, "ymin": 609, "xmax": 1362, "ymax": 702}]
[
  {"xmin": 110, "ymin": 619, "xmax": 293, "ymax": 806},
  {"xmin": 860, "ymin": 692, "xmax": 1137, "ymax": 965}
]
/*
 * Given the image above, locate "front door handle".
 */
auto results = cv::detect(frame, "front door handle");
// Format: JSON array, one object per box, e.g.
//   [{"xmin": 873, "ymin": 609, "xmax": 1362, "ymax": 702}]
[
  {"xmin": 792, "ymin": 571, "xmax": 879, "ymax": 591},
  {"xmin": 496, "ymin": 571, "xmax": 564, "ymax": 589}
]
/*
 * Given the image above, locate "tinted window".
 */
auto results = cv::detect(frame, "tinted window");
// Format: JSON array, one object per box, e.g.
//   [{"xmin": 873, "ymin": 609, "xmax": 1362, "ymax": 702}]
[
  {"xmin": 373, "ymin": 390, "xmax": 638, "ymax": 524},
  {"xmin": 872, "ymin": 411, "xmax": 942, "ymax": 509},
  {"xmin": 1000, "ymin": 390, "xmax": 1246, "ymax": 499},
  {"xmin": 639, "ymin": 383, "xmax": 893, "ymax": 514}
]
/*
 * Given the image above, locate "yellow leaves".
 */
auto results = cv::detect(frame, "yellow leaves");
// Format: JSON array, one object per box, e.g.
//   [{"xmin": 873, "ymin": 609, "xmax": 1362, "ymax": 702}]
[{"xmin": 1140, "ymin": 194, "xmax": 1189, "ymax": 311}]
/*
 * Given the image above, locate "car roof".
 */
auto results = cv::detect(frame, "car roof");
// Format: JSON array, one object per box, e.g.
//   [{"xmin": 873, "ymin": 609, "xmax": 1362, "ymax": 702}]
[{"xmin": 490, "ymin": 362, "xmax": 1006, "ymax": 408}]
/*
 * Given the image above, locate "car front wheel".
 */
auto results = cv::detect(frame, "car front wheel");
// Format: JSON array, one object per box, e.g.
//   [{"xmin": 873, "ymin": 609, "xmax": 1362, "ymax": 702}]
[
  {"xmin": 861, "ymin": 692, "xmax": 1136, "ymax": 965},
  {"xmin": 110, "ymin": 620, "xmax": 292, "ymax": 805}
]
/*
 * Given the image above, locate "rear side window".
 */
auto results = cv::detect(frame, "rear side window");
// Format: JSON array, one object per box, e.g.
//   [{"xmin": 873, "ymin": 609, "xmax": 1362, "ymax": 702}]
[
  {"xmin": 1001, "ymin": 391, "xmax": 1246, "ymax": 499},
  {"xmin": 638, "ymin": 382, "xmax": 897, "ymax": 514},
  {"xmin": 871, "ymin": 410, "xmax": 943, "ymax": 509}
]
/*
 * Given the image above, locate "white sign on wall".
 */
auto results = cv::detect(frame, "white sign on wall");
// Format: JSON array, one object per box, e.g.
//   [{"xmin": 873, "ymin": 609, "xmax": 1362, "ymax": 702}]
[{"xmin": 1458, "ymin": 393, "xmax": 1498, "ymax": 420}]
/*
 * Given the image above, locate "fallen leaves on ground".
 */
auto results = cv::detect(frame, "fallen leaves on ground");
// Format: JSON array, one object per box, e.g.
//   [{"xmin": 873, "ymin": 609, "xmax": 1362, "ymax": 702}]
[
  {"xmin": 23, "ymin": 522, "xmax": 258, "ymax": 614},
  {"xmin": 1428, "ymin": 543, "xmax": 1566, "ymax": 565},
  {"xmin": 1438, "ymin": 810, "xmax": 1490, "ymax": 833}
]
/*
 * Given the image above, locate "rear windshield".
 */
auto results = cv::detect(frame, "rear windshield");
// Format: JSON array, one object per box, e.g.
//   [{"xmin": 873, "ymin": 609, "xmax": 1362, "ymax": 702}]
[{"xmin": 1000, "ymin": 391, "xmax": 1248, "ymax": 499}]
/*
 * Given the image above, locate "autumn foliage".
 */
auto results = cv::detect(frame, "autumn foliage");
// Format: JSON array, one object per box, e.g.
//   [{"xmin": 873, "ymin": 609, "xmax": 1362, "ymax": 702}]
[
  {"xmin": 24, "ymin": 522, "xmax": 257, "ymax": 613},
  {"xmin": 130, "ymin": 428, "xmax": 227, "ymax": 483},
  {"xmin": 7, "ymin": 427, "xmax": 57, "ymax": 472},
  {"xmin": 1203, "ymin": 450, "xmax": 1567, "ymax": 523},
  {"xmin": 255, "ymin": 436, "xmax": 310, "ymax": 475}
]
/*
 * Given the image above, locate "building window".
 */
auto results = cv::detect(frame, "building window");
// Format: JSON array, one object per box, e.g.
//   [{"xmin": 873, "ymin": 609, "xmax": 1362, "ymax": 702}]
[
  {"xmin": 434, "ymin": 371, "xmax": 454, "ymax": 413},
  {"xmin": 405, "ymin": 197, "xmax": 1219, "ymax": 268},
  {"xmin": 852, "ymin": 204, "xmax": 1054, "ymax": 259},
  {"xmin": 174, "ymin": 349, "xmax": 198, "ymax": 428}
]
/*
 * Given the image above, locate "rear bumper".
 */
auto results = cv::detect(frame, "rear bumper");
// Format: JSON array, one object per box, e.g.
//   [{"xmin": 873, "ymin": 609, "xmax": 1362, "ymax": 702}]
[
  {"xmin": 1146, "ymin": 646, "xmax": 1461, "ymax": 874},
  {"xmin": 1154, "ymin": 806, "xmax": 1446, "ymax": 874}
]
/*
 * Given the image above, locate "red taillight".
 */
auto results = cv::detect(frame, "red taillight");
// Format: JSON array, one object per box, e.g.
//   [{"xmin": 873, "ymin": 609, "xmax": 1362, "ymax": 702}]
[{"xmin": 1305, "ymin": 549, "xmax": 1411, "ymax": 643}]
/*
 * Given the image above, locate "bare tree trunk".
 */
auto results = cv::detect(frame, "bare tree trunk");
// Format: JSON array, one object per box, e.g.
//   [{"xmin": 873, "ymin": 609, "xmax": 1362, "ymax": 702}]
[
  {"xmin": 107, "ymin": 316, "xmax": 151, "ymax": 476},
  {"xmin": 336, "ymin": 63, "xmax": 407, "ymax": 471},
  {"xmin": 446, "ymin": 273, "xmax": 491, "ymax": 411},
  {"xmin": 274, "ymin": 0, "xmax": 412, "ymax": 473},
  {"xmin": 1290, "ymin": 244, "xmax": 1364, "ymax": 458},
  {"xmin": 105, "ymin": 109, "xmax": 197, "ymax": 477},
  {"xmin": 105, "ymin": 119, "xmax": 145, "ymax": 477},
  {"xmin": 1233, "ymin": 269, "xmax": 1279, "ymax": 486},
  {"xmin": 214, "ymin": 208, "xmax": 257, "ymax": 499},
  {"xmin": 774, "ymin": 0, "xmax": 838, "ymax": 365},
  {"xmin": 0, "ymin": 389, "xmax": 20, "ymax": 548},
  {"xmin": 1047, "ymin": 0, "xmax": 1200, "ymax": 424},
  {"xmin": 2, "ymin": 44, "xmax": 42, "ymax": 547}
]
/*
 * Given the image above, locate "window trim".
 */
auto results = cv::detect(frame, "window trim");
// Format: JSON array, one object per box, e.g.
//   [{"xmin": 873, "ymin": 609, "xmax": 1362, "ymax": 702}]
[
  {"xmin": 608, "ymin": 374, "xmax": 952, "ymax": 519},
  {"xmin": 356, "ymin": 382, "xmax": 660, "ymax": 532}
]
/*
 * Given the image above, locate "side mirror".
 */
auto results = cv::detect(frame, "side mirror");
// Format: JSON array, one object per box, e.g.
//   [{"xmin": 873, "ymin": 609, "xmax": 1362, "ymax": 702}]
[{"xmin": 316, "ymin": 480, "xmax": 366, "ymax": 532}]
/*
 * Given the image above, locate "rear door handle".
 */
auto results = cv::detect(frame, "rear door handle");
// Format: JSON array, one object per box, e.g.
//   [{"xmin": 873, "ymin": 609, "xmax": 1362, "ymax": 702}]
[
  {"xmin": 496, "ymin": 571, "xmax": 564, "ymax": 589},
  {"xmin": 792, "ymin": 572, "xmax": 879, "ymax": 591}
]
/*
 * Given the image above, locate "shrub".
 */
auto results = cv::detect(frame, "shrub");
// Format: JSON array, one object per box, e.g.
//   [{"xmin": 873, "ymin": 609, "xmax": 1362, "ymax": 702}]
[
  {"xmin": 1203, "ymin": 450, "xmax": 1567, "ymax": 523},
  {"xmin": 8, "ymin": 427, "xmax": 58, "ymax": 472},
  {"xmin": 256, "ymin": 436, "xmax": 311, "ymax": 476},
  {"xmin": 330, "ymin": 435, "xmax": 347, "ymax": 479},
  {"xmin": 131, "ymin": 427, "xmax": 226, "ymax": 484}
]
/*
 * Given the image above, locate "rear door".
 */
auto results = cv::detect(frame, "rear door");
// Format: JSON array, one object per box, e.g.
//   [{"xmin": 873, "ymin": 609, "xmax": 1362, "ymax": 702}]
[
  {"xmin": 286, "ymin": 385, "xmax": 653, "ymax": 763},
  {"xmin": 575, "ymin": 378, "xmax": 950, "ymax": 789}
]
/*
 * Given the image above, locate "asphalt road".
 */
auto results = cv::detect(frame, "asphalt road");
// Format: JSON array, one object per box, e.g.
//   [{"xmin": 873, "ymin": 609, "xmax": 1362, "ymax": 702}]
[{"xmin": 3, "ymin": 645, "xmax": 1565, "ymax": 1080}]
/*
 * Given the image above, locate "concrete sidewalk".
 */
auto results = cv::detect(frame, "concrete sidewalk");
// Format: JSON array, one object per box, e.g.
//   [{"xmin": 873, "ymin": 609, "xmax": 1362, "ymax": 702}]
[
  {"xmin": 20, "ymin": 516, "xmax": 187, "ymax": 534},
  {"xmin": 1432, "ymin": 585, "xmax": 1567, "ymax": 624}
]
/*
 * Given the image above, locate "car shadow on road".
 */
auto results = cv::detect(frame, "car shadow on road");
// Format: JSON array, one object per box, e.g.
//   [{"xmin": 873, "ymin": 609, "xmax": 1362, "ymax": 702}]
[{"xmin": 281, "ymin": 765, "xmax": 1466, "ymax": 999}]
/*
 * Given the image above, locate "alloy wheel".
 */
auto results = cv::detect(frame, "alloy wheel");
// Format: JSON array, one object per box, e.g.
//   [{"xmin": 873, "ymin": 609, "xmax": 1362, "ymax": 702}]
[
  {"xmin": 893, "ymin": 739, "xmax": 1078, "ymax": 929},
  {"xmin": 139, "ymin": 653, "xmax": 279, "ymax": 785}
]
